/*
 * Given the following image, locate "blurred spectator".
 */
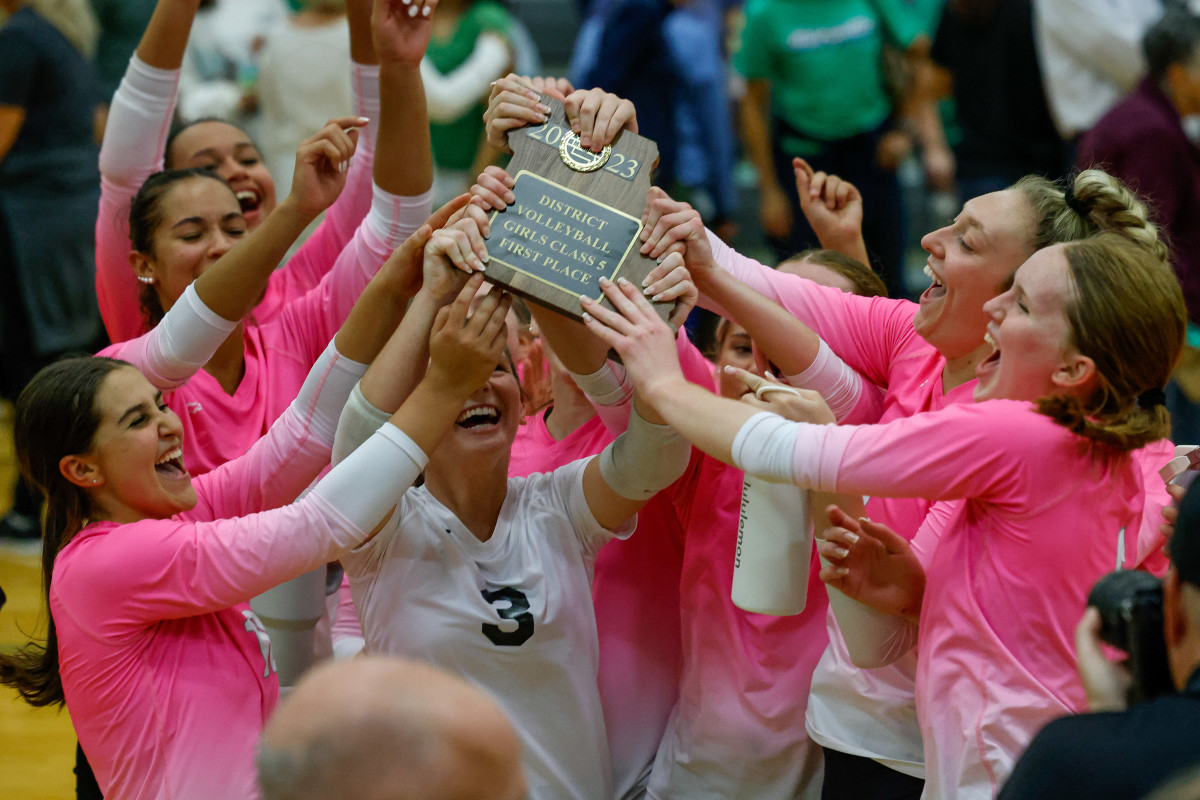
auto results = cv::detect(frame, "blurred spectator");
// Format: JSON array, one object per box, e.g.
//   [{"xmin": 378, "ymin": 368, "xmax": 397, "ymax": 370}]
[
  {"xmin": 257, "ymin": 0, "xmax": 352, "ymax": 199},
  {"xmin": 915, "ymin": 0, "xmax": 1068, "ymax": 204},
  {"xmin": 178, "ymin": 0, "xmax": 289, "ymax": 128},
  {"xmin": 91, "ymin": 0, "xmax": 156, "ymax": 105},
  {"xmin": 997, "ymin": 481, "xmax": 1200, "ymax": 800},
  {"xmin": 572, "ymin": 0, "xmax": 678, "ymax": 192},
  {"xmin": 735, "ymin": 0, "xmax": 928, "ymax": 298},
  {"xmin": 663, "ymin": 0, "xmax": 737, "ymax": 231},
  {"xmin": 0, "ymin": 0, "xmax": 105, "ymax": 539},
  {"xmin": 424, "ymin": 0, "xmax": 518, "ymax": 205},
  {"xmin": 1032, "ymin": 0, "xmax": 1163, "ymax": 145},
  {"xmin": 1077, "ymin": 7, "xmax": 1200, "ymax": 444}
]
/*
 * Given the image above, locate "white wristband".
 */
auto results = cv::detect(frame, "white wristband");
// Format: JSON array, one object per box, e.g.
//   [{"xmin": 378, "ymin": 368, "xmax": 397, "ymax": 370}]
[
  {"xmin": 784, "ymin": 339, "xmax": 864, "ymax": 423},
  {"xmin": 569, "ymin": 360, "xmax": 633, "ymax": 407}
]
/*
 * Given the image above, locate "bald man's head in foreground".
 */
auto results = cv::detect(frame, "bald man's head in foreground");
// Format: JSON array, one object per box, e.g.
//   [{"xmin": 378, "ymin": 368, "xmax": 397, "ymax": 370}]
[{"xmin": 257, "ymin": 657, "xmax": 527, "ymax": 800}]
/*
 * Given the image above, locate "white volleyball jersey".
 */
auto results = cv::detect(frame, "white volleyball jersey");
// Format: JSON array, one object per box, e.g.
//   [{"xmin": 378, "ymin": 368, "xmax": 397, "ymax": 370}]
[{"xmin": 341, "ymin": 459, "xmax": 632, "ymax": 800}]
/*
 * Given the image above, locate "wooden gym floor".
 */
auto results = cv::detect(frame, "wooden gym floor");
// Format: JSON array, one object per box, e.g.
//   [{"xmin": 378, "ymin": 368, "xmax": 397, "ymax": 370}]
[{"xmin": 0, "ymin": 401, "xmax": 76, "ymax": 799}]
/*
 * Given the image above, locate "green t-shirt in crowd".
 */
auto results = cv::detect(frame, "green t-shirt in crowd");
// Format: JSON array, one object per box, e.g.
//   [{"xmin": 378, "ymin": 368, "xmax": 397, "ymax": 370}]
[
  {"xmin": 427, "ymin": 1, "xmax": 512, "ymax": 171},
  {"xmin": 735, "ymin": 0, "xmax": 927, "ymax": 152}
]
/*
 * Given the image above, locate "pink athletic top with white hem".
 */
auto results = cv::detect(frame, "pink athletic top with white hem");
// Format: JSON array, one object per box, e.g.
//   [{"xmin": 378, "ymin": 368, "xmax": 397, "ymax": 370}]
[
  {"xmin": 96, "ymin": 55, "xmax": 378, "ymax": 344},
  {"xmin": 51, "ymin": 345, "xmax": 407, "ymax": 800},
  {"xmin": 752, "ymin": 399, "xmax": 1151, "ymax": 799},
  {"xmin": 99, "ymin": 189, "xmax": 427, "ymax": 476},
  {"xmin": 510, "ymin": 409, "xmax": 686, "ymax": 800},
  {"xmin": 644, "ymin": 336, "xmax": 833, "ymax": 800},
  {"xmin": 703, "ymin": 231, "xmax": 969, "ymax": 772}
]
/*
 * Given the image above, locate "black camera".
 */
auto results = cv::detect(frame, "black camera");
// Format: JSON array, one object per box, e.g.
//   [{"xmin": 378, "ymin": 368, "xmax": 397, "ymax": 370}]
[{"xmin": 1087, "ymin": 569, "xmax": 1174, "ymax": 705}]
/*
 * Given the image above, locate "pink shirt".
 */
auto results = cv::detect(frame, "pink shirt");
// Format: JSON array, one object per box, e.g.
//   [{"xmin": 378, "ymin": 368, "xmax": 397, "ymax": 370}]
[
  {"xmin": 647, "ymin": 337, "xmax": 831, "ymax": 798},
  {"xmin": 53, "ymin": 393, "xmax": 368, "ymax": 800},
  {"xmin": 707, "ymin": 232, "xmax": 971, "ymax": 771},
  {"xmin": 510, "ymin": 409, "xmax": 685, "ymax": 799},
  {"xmin": 99, "ymin": 235, "xmax": 383, "ymax": 474},
  {"xmin": 95, "ymin": 56, "xmax": 376, "ymax": 344},
  {"xmin": 787, "ymin": 399, "xmax": 1150, "ymax": 798}
]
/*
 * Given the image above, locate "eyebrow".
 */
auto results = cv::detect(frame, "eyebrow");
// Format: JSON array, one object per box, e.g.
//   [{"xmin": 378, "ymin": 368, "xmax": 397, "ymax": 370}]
[
  {"xmin": 171, "ymin": 212, "xmax": 245, "ymax": 230},
  {"xmin": 188, "ymin": 142, "xmax": 256, "ymax": 162},
  {"xmin": 961, "ymin": 215, "xmax": 992, "ymax": 248},
  {"xmin": 117, "ymin": 391, "xmax": 164, "ymax": 425}
]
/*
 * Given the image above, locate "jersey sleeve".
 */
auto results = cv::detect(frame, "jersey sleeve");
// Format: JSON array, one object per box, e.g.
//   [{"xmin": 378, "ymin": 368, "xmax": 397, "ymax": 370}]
[
  {"xmin": 704, "ymin": 228, "xmax": 918, "ymax": 388},
  {"xmin": 777, "ymin": 401, "xmax": 1054, "ymax": 510},
  {"xmin": 555, "ymin": 458, "xmax": 635, "ymax": 557},
  {"xmin": 271, "ymin": 188, "xmax": 432, "ymax": 366},
  {"xmin": 97, "ymin": 283, "xmax": 238, "ymax": 389},
  {"xmin": 95, "ymin": 56, "xmax": 180, "ymax": 344},
  {"xmin": 0, "ymin": 27, "xmax": 36, "ymax": 107}
]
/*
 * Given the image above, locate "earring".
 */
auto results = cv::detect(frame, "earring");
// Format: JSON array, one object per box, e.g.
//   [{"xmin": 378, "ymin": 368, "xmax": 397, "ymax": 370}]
[{"xmin": 137, "ymin": 275, "xmax": 156, "ymax": 285}]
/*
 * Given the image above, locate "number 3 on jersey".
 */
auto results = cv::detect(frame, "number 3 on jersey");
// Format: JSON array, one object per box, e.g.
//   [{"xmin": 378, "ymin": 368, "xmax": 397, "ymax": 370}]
[{"xmin": 481, "ymin": 587, "xmax": 535, "ymax": 646}]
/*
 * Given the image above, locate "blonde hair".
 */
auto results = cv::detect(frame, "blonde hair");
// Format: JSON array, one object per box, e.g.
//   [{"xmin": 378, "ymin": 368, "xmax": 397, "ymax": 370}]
[
  {"xmin": 26, "ymin": 0, "xmax": 98, "ymax": 59},
  {"xmin": 1037, "ymin": 233, "xmax": 1185, "ymax": 451},
  {"xmin": 1011, "ymin": 169, "xmax": 1170, "ymax": 264}
]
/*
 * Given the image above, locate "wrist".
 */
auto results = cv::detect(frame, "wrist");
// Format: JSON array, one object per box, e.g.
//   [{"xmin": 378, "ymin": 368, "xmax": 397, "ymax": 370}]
[{"xmin": 277, "ymin": 194, "xmax": 321, "ymax": 228}]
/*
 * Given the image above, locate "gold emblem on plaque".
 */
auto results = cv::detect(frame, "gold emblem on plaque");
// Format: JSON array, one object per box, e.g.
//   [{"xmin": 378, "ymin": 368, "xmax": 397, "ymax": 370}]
[{"xmin": 559, "ymin": 132, "xmax": 611, "ymax": 172}]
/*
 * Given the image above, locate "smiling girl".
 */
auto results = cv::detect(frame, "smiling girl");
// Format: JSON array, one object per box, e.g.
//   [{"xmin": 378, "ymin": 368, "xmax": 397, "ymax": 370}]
[{"xmin": 580, "ymin": 232, "xmax": 1186, "ymax": 799}]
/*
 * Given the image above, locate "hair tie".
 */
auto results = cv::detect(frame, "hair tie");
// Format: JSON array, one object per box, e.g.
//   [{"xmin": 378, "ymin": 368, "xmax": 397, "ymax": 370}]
[
  {"xmin": 1138, "ymin": 387, "xmax": 1167, "ymax": 409},
  {"xmin": 1063, "ymin": 185, "xmax": 1092, "ymax": 218}
]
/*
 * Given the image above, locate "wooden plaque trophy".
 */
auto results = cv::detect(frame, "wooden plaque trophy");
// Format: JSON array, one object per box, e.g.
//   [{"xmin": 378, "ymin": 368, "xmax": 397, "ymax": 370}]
[{"xmin": 483, "ymin": 95, "xmax": 670, "ymax": 321}]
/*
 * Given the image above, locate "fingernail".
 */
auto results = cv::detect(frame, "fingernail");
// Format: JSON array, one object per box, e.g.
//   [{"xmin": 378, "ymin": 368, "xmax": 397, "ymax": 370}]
[
  {"xmin": 422, "ymin": 5, "xmax": 431, "ymax": 15},
  {"xmin": 656, "ymin": 255, "xmax": 664, "ymax": 263},
  {"xmin": 723, "ymin": 365, "xmax": 736, "ymax": 373},
  {"xmin": 480, "ymin": 252, "xmax": 490, "ymax": 263},
  {"xmin": 579, "ymin": 294, "xmax": 590, "ymax": 304},
  {"xmin": 599, "ymin": 276, "xmax": 612, "ymax": 286},
  {"xmin": 581, "ymin": 312, "xmax": 592, "ymax": 322},
  {"xmin": 357, "ymin": 117, "xmax": 370, "ymax": 124},
  {"xmin": 408, "ymin": 4, "xmax": 418, "ymax": 15},
  {"xmin": 505, "ymin": 193, "xmax": 515, "ymax": 203},
  {"xmin": 580, "ymin": 137, "xmax": 590, "ymax": 148},
  {"xmin": 844, "ymin": 532, "xmax": 859, "ymax": 544},
  {"xmin": 834, "ymin": 547, "xmax": 850, "ymax": 558},
  {"xmin": 641, "ymin": 275, "xmax": 651, "ymax": 287},
  {"xmin": 836, "ymin": 567, "xmax": 849, "ymax": 576},
  {"xmin": 652, "ymin": 293, "xmax": 665, "ymax": 302},
  {"xmin": 537, "ymin": 103, "xmax": 551, "ymax": 114},
  {"xmin": 617, "ymin": 277, "xmax": 630, "ymax": 286}
]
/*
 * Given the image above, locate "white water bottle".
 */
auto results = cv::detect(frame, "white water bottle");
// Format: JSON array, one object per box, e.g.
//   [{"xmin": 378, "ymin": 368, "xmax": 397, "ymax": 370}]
[{"xmin": 731, "ymin": 474, "xmax": 813, "ymax": 616}]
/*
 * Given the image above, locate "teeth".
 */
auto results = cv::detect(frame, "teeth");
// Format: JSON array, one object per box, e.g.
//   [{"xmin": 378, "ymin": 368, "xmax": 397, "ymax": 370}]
[
  {"xmin": 923, "ymin": 264, "xmax": 944, "ymax": 287},
  {"xmin": 235, "ymin": 190, "xmax": 257, "ymax": 202},
  {"xmin": 455, "ymin": 406, "xmax": 499, "ymax": 425},
  {"xmin": 984, "ymin": 331, "xmax": 998, "ymax": 350},
  {"xmin": 156, "ymin": 447, "xmax": 183, "ymax": 465}
]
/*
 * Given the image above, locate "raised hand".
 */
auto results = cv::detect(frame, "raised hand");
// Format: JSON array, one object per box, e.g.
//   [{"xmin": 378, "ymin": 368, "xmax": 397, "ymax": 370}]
[
  {"xmin": 580, "ymin": 276, "xmax": 686, "ymax": 400},
  {"xmin": 818, "ymin": 505, "xmax": 925, "ymax": 620},
  {"xmin": 639, "ymin": 252, "xmax": 697, "ymax": 329},
  {"xmin": 375, "ymin": 193, "xmax": 470, "ymax": 299},
  {"xmin": 287, "ymin": 117, "xmax": 368, "ymax": 218},
  {"xmin": 470, "ymin": 165, "xmax": 516, "ymax": 211},
  {"xmin": 484, "ymin": 74, "xmax": 553, "ymax": 153},
  {"xmin": 638, "ymin": 188, "xmax": 718, "ymax": 283},
  {"xmin": 792, "ymin": 158, "xmax": 867, "ymax": 262},
  {"xmin": 562, "ymin": 88, "xmax": 638, "ymax": 152},
  {"xmin": 420, "ymin": 214, "xmax": 490, "ymax": 304},
  {"xmin": 427, "ymin": 275, "xmax": 512, "ymax": 395},
  {"xmin": 726, "ymin": 368, "xmax": 836, "ymax": 423},
  {"xmin": 372, "ymin": 0, "xmax": 437, "ymax": 65}
]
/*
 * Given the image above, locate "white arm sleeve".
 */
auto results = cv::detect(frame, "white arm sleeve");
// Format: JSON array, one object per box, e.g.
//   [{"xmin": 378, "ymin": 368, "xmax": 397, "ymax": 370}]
[
  {"xmin": 569, "ymin": 359, "xmax": 634, "ymax": 432},
  {"xmin": 135, "ymin": 283, "xmax": 239, "ymax": 390},
  {"xmin": 731, "ymin": 411, "xmax": 844, "ymax": 490},
  {"xmin": 783, "ymin": 339, "xmax": 866, "ymax": 424},
  {"xmin": 292, "ymin": 340, "xmax": 372, "ymax": 447},
  {"xmin": 351, "ymin": 62, "xmax": 381, "ymax": 152},
  {"xmin": 313, "ymin": 423, "xmax": 428, "ymax": 532},
  {"xmin": 332, "ymin": 382, "xmax": 392, "ymax": 465},
  {"xmin": 824, "ymin": 563, "xmax": 920, "ymax": 669},
  {"xmin": 598, "ymin": 403, "xmax": 691, "ymax": 500},
  {"xmin": 420, "ymin": 34, "xmax": 511, "ymax": 123},
  {"xmin": 99, "ymin": 55, "xmax": 178, "ymax": 180}
]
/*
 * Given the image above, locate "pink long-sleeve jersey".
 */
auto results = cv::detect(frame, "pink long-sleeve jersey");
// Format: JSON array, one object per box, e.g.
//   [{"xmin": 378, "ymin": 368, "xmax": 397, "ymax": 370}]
[
  {"xmin": 783, "ymin": 399, "xmax": 1151, "ymax": 798},
  {"xmin": 99, "ymin": 218, "xmax": 394, "ymax": 475},
  {"xmin": 95, "ymin": 55, "xmax": 377, "ymax": 344},
  {"xmin": 52, "ymin": 356, "xmax": 376, "ymax": 800}
]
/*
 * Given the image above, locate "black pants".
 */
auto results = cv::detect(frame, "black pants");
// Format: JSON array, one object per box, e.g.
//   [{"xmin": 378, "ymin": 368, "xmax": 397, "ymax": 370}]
[{"xmin": 821, "ymin": 747, "xmax": 924, "ymax": 800}]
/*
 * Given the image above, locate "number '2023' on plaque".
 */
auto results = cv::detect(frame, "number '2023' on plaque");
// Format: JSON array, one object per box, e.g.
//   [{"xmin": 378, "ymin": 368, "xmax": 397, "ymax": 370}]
[{"xmin": 486, "ymin": 171, "xmax": 644, "ymax": 301}]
